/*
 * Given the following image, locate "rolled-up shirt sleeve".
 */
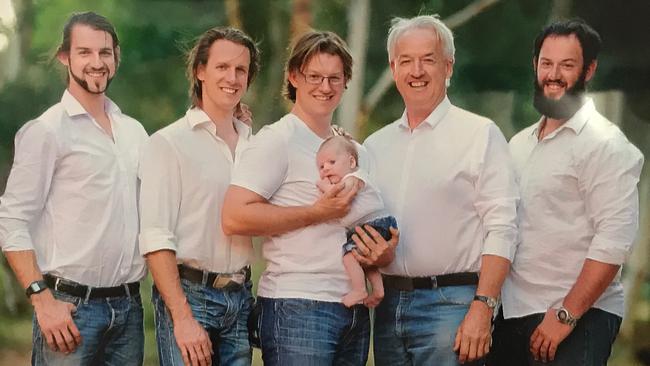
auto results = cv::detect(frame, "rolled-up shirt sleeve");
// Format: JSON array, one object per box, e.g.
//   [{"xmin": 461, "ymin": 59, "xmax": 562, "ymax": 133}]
[
  {"xmin": 138, "ymin": 133, "xmax": 181, "ymax": 255},
  {"xmin": 581, "ymin": 139, "xmax": 644, "ymax": 265},
  {"xmin": 473, "ymin": 123, "xmax": 520, "ymax": 261},
  {"xmin": 0, "ymin": 121, "xmax": 58, "ymax": 252}
]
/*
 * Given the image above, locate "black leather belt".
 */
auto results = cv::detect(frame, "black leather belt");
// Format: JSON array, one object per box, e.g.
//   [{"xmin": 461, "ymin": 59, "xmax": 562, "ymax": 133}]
[
  {"xmin": 44, "ymin": 274, "xmax": 140, "ymax": 299},
  {"xmin": 178, "ymin": 264, "xmax": 250, "ymax": 291},
  {"xmin": 382, "ymin": 272, "xmax": 479, "ymax": 291}
]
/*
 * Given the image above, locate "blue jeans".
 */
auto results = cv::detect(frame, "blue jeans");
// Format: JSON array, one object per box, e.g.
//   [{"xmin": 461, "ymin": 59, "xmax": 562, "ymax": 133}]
[
  {"xmin": 488, "ymin": 307, "xmax": 621, "ymax": 365},
  {"xmin": 152, "ymin": 279, "xmax": 253, "ymax": 366},
  {"xmin": 32, "ymin": 289, "xmax": 144, "ymax": 366},
  {"xmin": 258, "ymin": 297, "xmax": 370, "ymax": 366},
  {"xmin": 374, "ymin": 284, "xmax": 482, "ymax": 366}
]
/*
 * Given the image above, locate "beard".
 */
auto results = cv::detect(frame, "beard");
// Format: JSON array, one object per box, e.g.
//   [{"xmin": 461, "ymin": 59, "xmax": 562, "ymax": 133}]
[
  {"xmin": 533, "ymin": 70, "xmax": 587, "ymax": 120},
  {"xmin": 69, "ymin": 64, "xmax": 114, "ymax": 95}
]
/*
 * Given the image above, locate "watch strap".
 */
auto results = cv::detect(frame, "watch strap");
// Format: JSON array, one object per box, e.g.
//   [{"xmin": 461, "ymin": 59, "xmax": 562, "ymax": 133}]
[
  {"xmin": 473, "ymin": 295, "xmax": 498, "ymax": 309},
  {"xmin": 25, "ymin": 280, "xmax": 48, "ymax": 298}
]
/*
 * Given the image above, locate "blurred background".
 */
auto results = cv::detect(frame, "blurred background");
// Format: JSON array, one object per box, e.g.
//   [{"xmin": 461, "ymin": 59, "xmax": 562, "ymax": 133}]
[{"xmin": 0, "ymin": 0, "xmax": 648, "ymax": 364}]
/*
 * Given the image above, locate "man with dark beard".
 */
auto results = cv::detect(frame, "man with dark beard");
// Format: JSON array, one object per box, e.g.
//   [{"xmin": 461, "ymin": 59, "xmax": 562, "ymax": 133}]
[
  {"xmin": 488, "ymin": 19, "xmax": 644, "ymax": 365},
  {"xmin": 0, "ymin": 12, "xmax": 148, "ymax": 364}
]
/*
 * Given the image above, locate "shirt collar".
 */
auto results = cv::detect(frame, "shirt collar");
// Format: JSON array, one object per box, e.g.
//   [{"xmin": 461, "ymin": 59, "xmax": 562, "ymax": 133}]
[
  {"xmin": 531, "ymin": 98, "xmax": 595, "ymax": 138},
  {"xmin": 185, "ymin": 107, "xmax": 252, "ymax": 138},
  {"xmin": 398, "ymin": 96, "xmax": 451, "ymax": 130},
  {"xmin": 61, "ymin": 89, "xmax": 122, "ymax": 118}
]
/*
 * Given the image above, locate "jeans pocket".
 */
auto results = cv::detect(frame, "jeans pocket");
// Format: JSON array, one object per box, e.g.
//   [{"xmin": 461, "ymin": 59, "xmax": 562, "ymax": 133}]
[
  {"xmin": 52, "ymin": 290, "xmax": 82, "ymax": 309},
  {"xmin": 437, "ymin": 285, "xmax": 476, "ymax": 305}
]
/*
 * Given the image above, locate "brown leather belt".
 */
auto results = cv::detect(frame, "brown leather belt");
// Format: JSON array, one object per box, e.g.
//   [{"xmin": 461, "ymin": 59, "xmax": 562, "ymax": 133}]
[
  {"xmin": 382, "ymin": 272, "xmax": 479, "ymax": 291},
  {"xmin": 44, "ymin": 274, "xmax": 139, "ymax": 299},
  {"xmin": 178, "ymin": 264, "xmax": 250, "ymax": 291}
]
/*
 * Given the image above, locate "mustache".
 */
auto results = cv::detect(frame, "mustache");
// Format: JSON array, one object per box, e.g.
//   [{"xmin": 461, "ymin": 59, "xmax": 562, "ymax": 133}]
[{"xmin": 542, "ymin": 79, "xmax": 567, "ymax": 88}]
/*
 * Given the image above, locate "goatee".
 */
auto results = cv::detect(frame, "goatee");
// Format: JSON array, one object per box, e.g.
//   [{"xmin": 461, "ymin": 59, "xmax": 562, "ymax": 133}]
[
  {"xmin": 70, "ymin": 67, "xmax": 113, "ymax": 95},
  {"xmin": 533, "ymin": 70, "xmax": 587, "ymax": 120}
]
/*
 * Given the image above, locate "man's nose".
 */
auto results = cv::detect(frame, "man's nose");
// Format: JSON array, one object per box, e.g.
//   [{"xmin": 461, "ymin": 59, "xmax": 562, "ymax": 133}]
[{"xmin": 411, "ymin": 59, "xmax": 424, "ymax": 77}]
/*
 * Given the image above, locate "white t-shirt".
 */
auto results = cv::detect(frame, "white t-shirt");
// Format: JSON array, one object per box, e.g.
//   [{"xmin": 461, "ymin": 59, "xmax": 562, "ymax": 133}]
[{"xmin": 231, "ymin": 113, "xmax": 368, "ymax": 302}]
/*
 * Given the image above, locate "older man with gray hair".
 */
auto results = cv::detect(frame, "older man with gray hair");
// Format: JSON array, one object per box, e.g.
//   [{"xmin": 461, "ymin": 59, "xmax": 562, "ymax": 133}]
[{"xmin": 361, "ymin": 15, "xmax": 519, "ymax": 365}]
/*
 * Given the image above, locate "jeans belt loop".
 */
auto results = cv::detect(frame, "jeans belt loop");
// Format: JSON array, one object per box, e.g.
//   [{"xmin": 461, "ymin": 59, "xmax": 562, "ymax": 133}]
[
  {"xmin": 431, "ymin": 276, "xmax": 438, "ymax": 288},
  {"xmin": 54, "ymin": 277, "xmax": 61, "ymax": 292},
  {"xmin": 201, "ymin": 270, "xmax": 209, "ymax": 287},
  {"xmin": 123, "ymin": 283, "xmax": 131, "ymax": 298},
  {"xmin": 84, "ymin": 285, "xmax": 92, "ymax": 303}
]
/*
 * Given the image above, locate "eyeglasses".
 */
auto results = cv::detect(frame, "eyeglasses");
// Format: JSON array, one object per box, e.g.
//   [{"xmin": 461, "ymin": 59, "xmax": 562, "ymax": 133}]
[{"xmin": 301, "ymin": 72, "xmax": 345, "ymax": 86}]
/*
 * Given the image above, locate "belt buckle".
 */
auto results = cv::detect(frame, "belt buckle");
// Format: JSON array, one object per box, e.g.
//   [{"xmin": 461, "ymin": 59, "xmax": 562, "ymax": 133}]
[
  {"xmin": 430, "ymin": 276, "xmax": 438, "ymax": 288},
  {"xmin": 212, "ymin": 274, "xmax": 233, "ymax": 289}
]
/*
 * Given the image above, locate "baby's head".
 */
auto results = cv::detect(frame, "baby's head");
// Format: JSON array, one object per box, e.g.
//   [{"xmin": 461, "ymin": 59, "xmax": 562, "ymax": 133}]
[{"xmin": 316, "ymin": 136, "xmax": 358, "ymax": 184}]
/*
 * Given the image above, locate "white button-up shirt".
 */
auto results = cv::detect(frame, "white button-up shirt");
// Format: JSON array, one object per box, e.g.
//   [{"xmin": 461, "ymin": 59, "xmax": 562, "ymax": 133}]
[
  {"xmin": 0, "ymin": 90, "xmax": 148, "ymax": 286},
  {"xmin": 503, "ymin": 99, "xmax": 644, "ymax": 318},
  {"xmin": 363, "ymin": 97, "xmax": 519, "ymax": 277},
  {"xmin": 138, "ymin": 108, "xmax": 253, "ymax": 273}
]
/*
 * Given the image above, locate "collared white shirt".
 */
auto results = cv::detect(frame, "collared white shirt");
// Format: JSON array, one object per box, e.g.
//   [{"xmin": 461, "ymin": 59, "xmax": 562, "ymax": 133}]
[
  {"xmin": 0, "ymin": 90, "xmax": 148, "ymax": 286},
  {"xmin": 363, "ymin": 97, "xmax": 519, "ymax": 277},
  {"xmin": 231, "ymin": 113, "xmax": 370, "ymax": 302},
  {"xmin": 138, "ymin": 108, "xmax": 253, "ymax": 273},
  {"xmin": 503, "ymin": 99, "xmax": 644, "ymax": 318}
]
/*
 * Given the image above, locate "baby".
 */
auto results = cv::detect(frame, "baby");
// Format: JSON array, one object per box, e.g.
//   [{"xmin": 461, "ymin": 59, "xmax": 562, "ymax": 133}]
[{"xmin": 316, "ymin": 135, "xmax": 397, "ymax": 308}]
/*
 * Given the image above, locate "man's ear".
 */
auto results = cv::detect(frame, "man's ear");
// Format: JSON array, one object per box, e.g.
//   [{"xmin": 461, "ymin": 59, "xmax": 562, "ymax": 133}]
[
  {"xmin": 114, "ymin": 45, "xmax": 121, "ymax": 68},
  {"xmin": 57, "ymin": 51, "xmax": 69, "ymax": 67},
  {"xmin": 288, "ymin": 70, "xmax": 299, "ymax": 88},
  {"xmin": 196, "ymin": 64, "xmax": 206, "ymax": 82},
  {"xmin": 584, "ymin": 60, "xmax": 597, "ymax": 83}
]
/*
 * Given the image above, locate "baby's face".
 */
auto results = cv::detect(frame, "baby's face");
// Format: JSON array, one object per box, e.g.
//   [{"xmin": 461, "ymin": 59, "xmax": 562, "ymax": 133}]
[{"xmin": 316, "ymin": 145, "xmax": 355, "ymax": 184}]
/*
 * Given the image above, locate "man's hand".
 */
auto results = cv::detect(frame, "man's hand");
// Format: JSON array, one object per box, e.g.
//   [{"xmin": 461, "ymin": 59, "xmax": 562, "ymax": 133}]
[
  {"xmin": 311, "ymin": 180, "xmax": 360, "ymax": 221},
  {"xmin": 172, "ymin": 309, "xmax": 213, "ymax": 366},
  {"xmin": 351, "ymin": 226, "xmax": 398, "ymax": 267},
  {"xmin": 235, "ymin": 102, "xmax": 253, "ymax": 126},
  {"xmin": 529, "ymin": 308, "xmax": 573, "ymax": 362},
  {"xmin": 32, "ymin": 291, "xmax": 81, "ymax": 354},
  {"xmin": 453, "ymin": 300, "xmax": 493, "ymax": 363}
]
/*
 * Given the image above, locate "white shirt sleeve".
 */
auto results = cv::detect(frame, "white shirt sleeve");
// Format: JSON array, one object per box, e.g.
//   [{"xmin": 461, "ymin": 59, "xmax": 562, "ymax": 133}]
[
  {"xmin": 0, "ymin": 121, "xmax": 58, "ymax": 252},
  {"xmin": 138, "ymin": 133, "xmax": 182, "ymax": 255},
  {"xmin": 473, "ymin": 123, "xmax": 519, "ymax": 261},
  {"xmin": 581, "ymin": 139, "xmax": 644, "ymax": 265},
  {"xmin": 231, "ymin": 127, "xmax": 288, "ymax": 199}
]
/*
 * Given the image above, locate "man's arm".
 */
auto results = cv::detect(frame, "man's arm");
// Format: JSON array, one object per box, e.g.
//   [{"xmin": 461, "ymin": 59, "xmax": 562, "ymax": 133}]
[
  {"xmin": 145, "ymin": 250, "xmax": 212, "ymax": 366},
  {"xmin": 0, "ymin": 121, "xmax": 82, "ymax": 353},
  {"xmin": 222, "ymin": 183, "xmax": 357, "ymax": 237},
  {"xmin": 454, "ymin": 124, "xmax": 518, "ymax": 363},
  {"xmin": 454, "ymin": 255, "xmax": 509, "ymax": 363},
  {"xmin": 4, "ymin": 250, "xmax": 81, "ymax": 354},
  {"xmin": 529, "ymin": 138, "xmax": 644, "ymax": 363},
  {"xmin": 529, "ymin": 259, "xmax": 619, "ymax": 362}
]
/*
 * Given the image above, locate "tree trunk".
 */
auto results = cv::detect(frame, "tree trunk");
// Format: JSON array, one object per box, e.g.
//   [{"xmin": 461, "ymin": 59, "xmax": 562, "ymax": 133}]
[
  {"xmin": 290, "ymin": 0, "xmax": 311, "ymax": 38},
  {"xmin": 337, "ymin": 0, "xmax": 369, "ymax": 138},
  {"xmin": 224, "ymin": 0, "xmax": 242, "ymax": 29}
]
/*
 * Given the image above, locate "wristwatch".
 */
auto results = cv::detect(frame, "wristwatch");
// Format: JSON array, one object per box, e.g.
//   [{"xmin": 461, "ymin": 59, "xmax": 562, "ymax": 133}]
[
  {"xmin": 556, "ymin": 306, "xmax": 579, "ymax": 327},
  {"xmin": 25, "ymin": 280, "xmax": 48, "ymax": 298},
  {"xmin": 473, "ymin": 295, "xmax": 499, "ymax": 310}
]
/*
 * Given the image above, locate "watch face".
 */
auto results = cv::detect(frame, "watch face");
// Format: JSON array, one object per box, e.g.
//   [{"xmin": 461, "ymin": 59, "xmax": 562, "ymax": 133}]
[{"xmin": 558, "ymin": 309, "xmax": 568, "ymax": 321}]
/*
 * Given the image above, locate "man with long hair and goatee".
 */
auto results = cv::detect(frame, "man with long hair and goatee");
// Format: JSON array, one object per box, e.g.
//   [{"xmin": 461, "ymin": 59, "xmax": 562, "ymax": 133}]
[
  {"xmin": 490, "ymin": 18, "xmax": 644, "ymax": 365},
  {"xmin": 0, "ymin": 12, "xmax": 148, "ymax": 365}
]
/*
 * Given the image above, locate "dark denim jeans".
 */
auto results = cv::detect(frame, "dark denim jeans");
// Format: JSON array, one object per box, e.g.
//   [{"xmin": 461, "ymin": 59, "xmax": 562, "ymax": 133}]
[
  {"xmin": 488, "ymin": 307, "xmax": 622, "ymax": 366},
  {"xmin": 32, "ymin": 289, "xmax": 144, "ymax": 366},
  {"xmin": 374, "ymin": 284, "xmax": 483, "ymax": 366},
  {"xmin": 258, "ymin": 297, "xmax": 370, "ymax": 366},
  {"xmin": 152, "ymin": 279, "xmax": 253, "ymax": 366}
]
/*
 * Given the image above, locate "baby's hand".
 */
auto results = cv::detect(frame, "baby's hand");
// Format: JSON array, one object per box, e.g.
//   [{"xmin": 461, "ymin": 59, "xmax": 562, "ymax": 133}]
[{"xmin": 316, "ymin": 178, "xmax": 333, "ymax": 194}]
